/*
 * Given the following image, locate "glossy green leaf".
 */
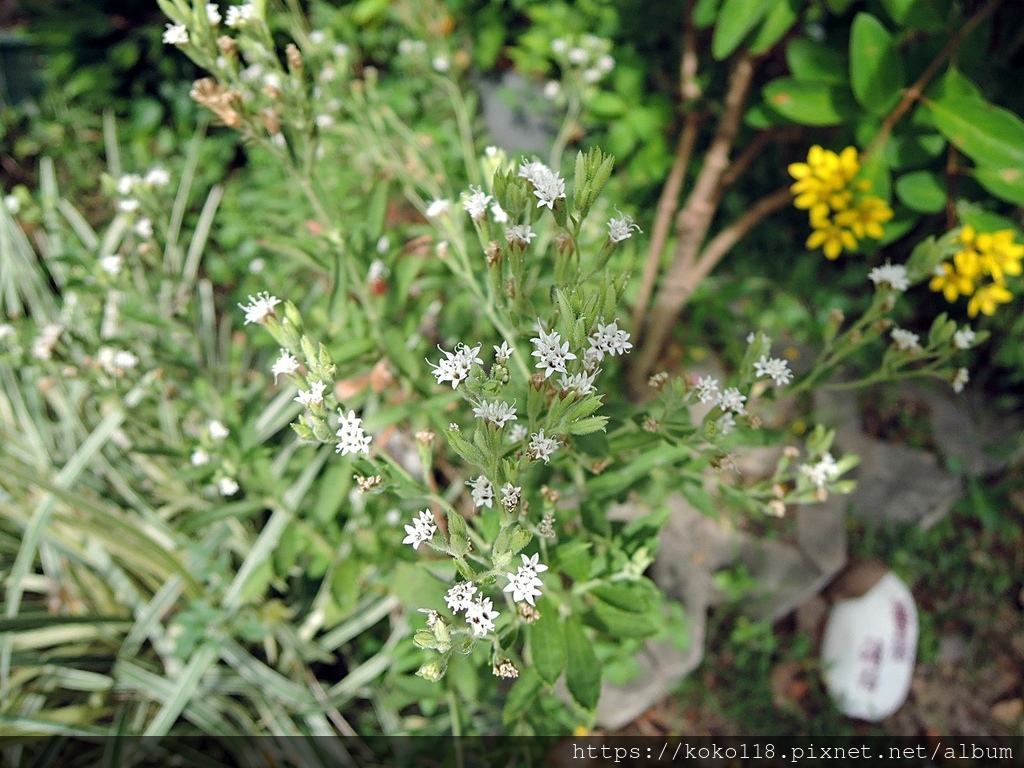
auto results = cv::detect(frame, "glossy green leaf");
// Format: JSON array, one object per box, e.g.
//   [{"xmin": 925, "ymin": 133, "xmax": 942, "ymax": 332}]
[
  {"xmin": 564, "ymin": 618, "xmax": 601, "ymax": 711},
  {"xmin": 895, "ymin": 171, "xmax": 946, "ymax": 213},
  {"xmin": 749, "ymin": 0, "xmax": 802, "ymax": 55},
  {"xmin": 849, "ymin": 13, "xmax": 904, "ymax": 114},
  {"xmin": 975, "ymin": 166, "xmax": 1024, "ymax": 206},
  {"xmin": 880, "ymin": 0, "xmax": 949, "ymax": 30},
  {"xmin": 786, "ymin": 39, "xmax": 846, "ymax": 85},
  {"xmin": 712, "ymin": 0, "xmax": 772, "ymax": 60},
  {"xmin": 926, "ymin": 94, "xmax": 1024, "ymax": 169},
  {"xmin": 693, "ymin": 0, "xmax": 721, "ymax": 29},
  {"xmin": 529, "ymin": 598, "xmax": 565, "ymax": 685},
  {"xmin": 762, "ymin": 79, "xmax": 856, "ymax": 126}
]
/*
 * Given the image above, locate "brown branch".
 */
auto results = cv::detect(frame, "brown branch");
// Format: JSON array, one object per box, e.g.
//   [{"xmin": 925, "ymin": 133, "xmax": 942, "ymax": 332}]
[
  {"xmin": 692, "ymin": 187, "xmax": 793, "ymax": 282},
  {"xmin": 631, "ymin": 53, "xmax": 756, "ymax": 392},
  {"xmin": 719, "ymin": 126, "xmax": 804, "ymax": 190},
  {"xmin": 632, "ymin": 9, "xmax": 702, "ymax": 338},
  {"xmin": 865, "ymin": 0, "xmax": 1001, "ymax": 157}
]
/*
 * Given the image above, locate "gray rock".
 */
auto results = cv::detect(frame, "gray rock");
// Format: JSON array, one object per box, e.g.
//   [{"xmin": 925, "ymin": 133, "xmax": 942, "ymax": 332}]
[{"xmin": 478, "ymin": 71, "xmax": 557, "ymax": 157}]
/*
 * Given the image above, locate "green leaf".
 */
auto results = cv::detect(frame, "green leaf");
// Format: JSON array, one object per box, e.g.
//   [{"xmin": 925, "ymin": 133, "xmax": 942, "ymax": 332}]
[
  {"xmin": 693, "ymin": 0, "xmax": 721, "ymax": 29},
  {"xmin": 885, "ymin": 133, "xmax": 946, "ymax": 169},
  {"xmin": 446, "ymin": 509, "xmax": 470, "ymax": 557},
  {"xmin": 975, "ymin": 166, "xmax": 1024, "ymax": 206},
  {"xmin": 568, "ymin": 415, "xmax": 609, "ymax": 435},
  {"xmin": 589, "ymin": 582, "xmax": 654, "ymax": 614},
  {"xmin": 588, "ymin": 92, "xmax": 627, "ymax": 119},
  {"xmin": 880, "ymin": 0, "xmax": 949, "ymax": 30},
  {"xmin": 924, "ymin": 95, "xmax": 1024, "ymax": 168},
  {"xmin": 749, "ymin": 0, "xmax": 802, "ymax": 56},
  {"xmin": 564, "ymin": 618, "xmax": 601, "ymax": 711},
  {"xmin": 529, "ymin": 597, "xmax": 565, "ymax": 685},
  {"xmin": 858, "ymin": 145, "xmax": 891, "ymax": 200},
  {"xmin": 786, "ymin": 39, "xmax": 846, "ymax": 85},
  {"xmin": 556, "ymin": 540, "xmax": 593, "ymax": 582},
  {"xmin": 895, "ymin": 171, "xmax": 946, "ymax": 213},
  {"xmin": 762, "ymin": 79, "xmax": 856, "ymax": 126},
  {"xmin": 849, "ymin": 13, "xmax": 904, "ymax": 114},
  {"xmin": 589, "ymin": 600, "xmax": 662, "ymax": 639},
  {"xmin": 503, "ymin": 667, "xmax": 543, "ymax": 724},
  {"xmin": 712, "ymin": 0, "xmax": 771, "ymax": 60}
]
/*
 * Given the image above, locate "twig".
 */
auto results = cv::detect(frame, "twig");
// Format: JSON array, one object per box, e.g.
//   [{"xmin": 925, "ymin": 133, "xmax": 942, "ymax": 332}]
[
  {"xmin": 719, "ymin": 126, "xmax": 803, "ymax": 190},
  {"xmin": 631, "ymin": 54, "xmax": 756, "ymax": 390},
  {"xmin": 865, "ymin": 0, "xmax": 1001, "ymax": 157}
]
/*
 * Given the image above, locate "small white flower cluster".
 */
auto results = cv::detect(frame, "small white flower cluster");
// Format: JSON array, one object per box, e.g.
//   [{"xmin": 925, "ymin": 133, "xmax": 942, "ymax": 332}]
[
  {"xmin": 335, "ymin": 409, "xmax": 371, "ymax": 455},
  {"xmin": 99, "ymin": 254, "xmax": 123, "ymax": 276},
  {"xmin": 588, "ymin": 319, "xmax": 633, "ymax": 362},
  {"xmin": 868, "ymin": 261, "xmax": 909, "ymax": 292},
  {"xmin": 429, "ymin": 343, "xmax": 483, "ymax": 389},
  {"xmin": 800, "ymin": 452, "xmax": 840, "ymax": 489},
  {"xmin": 607, "ymin": 214, "xmax": 641, "ymax": 243},
  {"xmin": 505, "ymin": 224, "xmax": 537, "ymax": 246},
  {"xmin": 190, "ymin": 420, "xmax": 238, "ymax": 496},
  {"xmin": 528, "ymin": 429, "xmax": 559, "ymax": 463},
  {"xmin": 426, "ymin": 198, "xmax": 451, "ymax": 219},
  {"xmin": 206, "ymin": 3, "xmax": 222, "ymax": 25},
  {"xmin": 558, "ymin": 370, "xmax": 597, "ymax": 395},
  {"xmin": 31, "ymin": 323, "xmax": 63, "ymax": 361},
  {"xmin": 4, "ymin": 194, "xmax": 19, "ymax": 214},
  {"xmin": 238, "ymin": 291, "xmax": 281, "ymax": 325},
  {"xmin": 163, "ymin": 23, "xmax": 189, "ymax": 46},
  {"xmin": 472, "ymin": 400, "xmax": 517, "ymax": 428},
  {"xmin": 271, "ymin": 350, "xmax": 300, "ymax": 383},
  {"xmin": 693, "ymin": 376, "xmax": 747, "ymax": 435},
  {"xmin": 953, "ymin": 327, "xmax": 975, "ymax": 350},
  {"xmin": 753, "ymin": 355, "xmax": 793, "ymax": 387},
  {"xmin": 466, "ymin": 475, "xmax": 494, "ymax": 508},
  {"xmin": 500, "ymin": 482, "xmax": 521, "ymax": 513},
  {"xmin": 443, "ymin": 582, "xmax": 500, "ymax": 638},
  {"xmin": 225, "ymin": 1, "xmax": 257, "ymax": 28},
  {"xmin": 518, "ymin": 160, "xmax": 566, "ymax": 210},
  {"xmin": 551, "ymin": 35, "xmax": 615, "ymax": 84},
  {"xmin": 890, "ymin": 327, "xmax": 920, "ymax": 351},
  {"xmin": 96, "ymin": 346, "xmax": 139, "ymax": 376},
  {"xmin": 952, "ymin": 366, "xmax": 969, "ymax": 393},
  {"xmin": 531, "ymin": 327, "xmax": 576, "ymax": 378},
  {"xmin": 503, "ymin": 553, "xmax": 548, "ymax": 607},
  {"xmin": 294, "ymin": 380, "xmax": 327, "ymax": 408},
  {"xmin": 461, "ymin": 186, "xmax": 492, "ymax": 221},
  {"xmin": 403, "ymin": 510, "xmax": 437, "ymax": 550}
]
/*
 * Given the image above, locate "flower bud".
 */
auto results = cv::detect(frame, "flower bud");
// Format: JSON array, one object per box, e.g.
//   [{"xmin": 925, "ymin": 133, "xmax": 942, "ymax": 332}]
[{"xmin": 416, "ymin": 662, "xmax": 445, "ymax": 682}]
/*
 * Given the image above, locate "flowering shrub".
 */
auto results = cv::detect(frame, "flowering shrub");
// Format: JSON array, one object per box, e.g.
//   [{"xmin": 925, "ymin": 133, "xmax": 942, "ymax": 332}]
[{"xmin": 1, "ymin": 0, "xmax": 1021, "ymax": 744}]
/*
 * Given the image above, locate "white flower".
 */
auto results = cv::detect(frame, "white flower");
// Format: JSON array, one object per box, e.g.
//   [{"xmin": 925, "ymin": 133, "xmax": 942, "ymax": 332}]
[
  {"xmin": 531, "ymin": 326, "xmax": 576, "ymax": 378},
  {"xmin": 543, "ymin": 80, "xmax": 561, "ymax": 100},
  {"xmin": 163, "ymin": 23, "xmax": 189, "ymax": 45},
  {"xmin": 530, "ymin": 167, "xmax": 566, "ymax": 210},
  {"xmin": 493, "ymin": 341, "xmax": 513, "ymax": 364},
  {"xmin": 528, "ymin": 430, "xmax": 559, "ymax": 463},
  {"xmin": 461, "ymin": 186, "xmax": 492, "ymax": 221},
  {"xmin": 4, "ymin": 194, "xmax": 20, "ymax": 214},
  {"xmin": 190, "ymin": 449, "xmax": 211, "ymax": 467},
  {"xmin": 225, "ymin": 2, "xmax": 256, "ymax": 27},
  {"xmin": 333, "ymin": 43, "xmax": 349, "ymax": 58},
  {"xmin": 375, "ymin": 236, "xmax": 390, "ymax": 255},
  {"xmin": 208, "ymin": 420, "xmax": 230, "ymax": 440},
  {"xmin": 144, "ymin": 167, "xmax": 170, "ymax": 187},
  {"xmin": 518, "ymin": 552, "xmax": 549, "ymax": 577},
  {"xmin": 753, "ymin": 355, "xmax": 793, "ymax": 387},
  {"xmin": 508, "ymin": 424, "xmax": 528, "ymax": 443},
  {"xmin": 315, "ymin": 113, "xmax": 335, "ymax": 128},
  {"xmin": 503, "ymin": 568, "xmax": 543, "ymax": 606},
  {"xmin": 607, "ymin": 214, "xmax": 641, "ymax": 243},
  {"xmin": 800, "ymin": 453, "xmax": 840, "ymax": 489},
  {"xmin": 31, "ymin": 323, "xmax": 62, "ymax": 360},
  {"xmin": 117, "ymin": 198, "xmax": 140, "ymax": 213},
  {"xmin": 505, "ymin": 224, "xmax": 537, "ymax": 245},
  {"xmin": 891, "ymin": 327, "xmax": 920, "ymax": 351},
  {"xmin": 295, "ymin": 380, "xmax": 328, "ymax": 408},
  {"xmin": 336, "ymin": 409, "xmax": 372, "ymax": 455},
  {"xmin": 500, "ymin": 483, "xmax": 521, "ymax": 511},
  {"xmin": 551, "ymin": 38, "xmax": 568, "ymax": 55},
  {"xmin": 218, "ymin": 476, "xmax": 239, "ymax": 496},
  {"xmin": 248, "ymin": 258, "xmax": 265, "ymax": 274},
  {"xmin": 582, "ymin": 68, "xmax": 602, "ymax": 84},
  {"xmin": 117, "ymin": 174, "xmax": 139, "ymax": 196},
  {"xmin": 402, "ymin": 509, "xmax": 436, "ymax": 550},
  {"xmin": 568, "ymin": 47, "xmax": 588, "ymax": 65},
  {"xmin": 206, "ymin": 3, "xmax": 222, "ymax": 24},
  {"xmin": 952, "ymin": 367, "xmax": 969, "ymax": 393},
  {"xmin": 868, "ymin": 261, "xmax": 909, "ymax": 292},
  {"xmin": 134, "ymin": 217, "xmax": 153, "ymax": 238},
  {"xmin": 429, "ymin": 343, "xmax": 482, "ymax": 389},
  {"xmin": 694, "ymin": 375, "xmax": 720, "ymax": 404},
  {"xmin": 596, "ymin": 53, "xmax": 615, "ymax": 74},
  {"xmin": 467, "ymin": 475, "xmax": 494, "ymax": 508},
  {"xmin": 368, "ymin": 258, "xmax": 388, "ymax": 282},
  {"xmin": 589, "ymin": 319, "xmax": 632, "ymax": 358},
  {"xmin": 718, "ymin": 387, "xmax": 747, "ymax": 414},
  {"xmin": 445, "ymin": 582, "xmax": 477, "ymax": 613},
  {"xmin": 716, "ymin": 413, "xmax": 736, "ymax": 436},
  {"xmin": 99, "ymin": 254, "xmax": 123, "ymax": 275},
  {"xmin": 271, "ymin": 350, "xmax": 300, "ymax": 383},
  {"xmin": 490, "ymin": 202, "xmax": 508, "ymax": 224},
  {"xmin": 472, "ymin": 400, "xmax": 517, "ymax": 428},
  {"xmin": 583, "ymin": 346, "xmax": 603, "ymax": 373},
  {"xmin": 557, "ymin": 370, "xmax": 597, "ymax": 395},
  {"xmin": 953, "ymin": 327, "xmax": 976, "ymax": 350},
  {"xmin": 98, "ymin": 348, "xmax": 138, "ymax": 374},
  {"xmin": 464, "ymin": 595, "xmax": 499, "ymax": 637},
  {"xmin": 238, "ymin": 291, "xmax": 281, "ymax": 325},
  {"xmin": 432, "ymin": 55, "xmax": 450, "ymax": 73},
  {"xmin": 426, "ymin": 198, "xmax": 450, "ymax": 218},
  {"xmin": 0, "ymin": 323, "xmax": 15, "ymax": 342}
]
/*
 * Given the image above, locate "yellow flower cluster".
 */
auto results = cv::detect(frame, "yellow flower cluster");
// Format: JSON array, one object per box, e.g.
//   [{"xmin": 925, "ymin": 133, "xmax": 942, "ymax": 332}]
[
  {"xmin": 929, "ymin": 226, "xmax": 1022, "ymax": 317},
  {"xmin": 788, "ymin": 146, "xmax": 894, "ymax": 260}
]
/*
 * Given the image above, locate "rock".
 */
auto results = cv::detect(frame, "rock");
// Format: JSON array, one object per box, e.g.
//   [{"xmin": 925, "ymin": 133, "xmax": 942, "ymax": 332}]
[
  {"xmin": 478, "ymin": 71, "xmax": 556, "ymax": 156},
  {"xmin": 990, "ymin": 699, "xmax": 1023, "ymax": 727},
  {"xmin": 821, "ymin": 571, "xmax": 918, "ymax": 722}
]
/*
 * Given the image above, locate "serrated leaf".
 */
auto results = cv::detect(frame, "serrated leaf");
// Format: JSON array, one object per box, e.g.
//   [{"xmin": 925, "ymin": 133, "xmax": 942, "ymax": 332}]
[
  {"xmin": 762, "ymin": 79, "xmax": 857, "ymax": 126},
  {"xmin": 924, "ymin": 95, "xmax": 1024, "ymax": 168},
  {"xmin": 895, "ymin": 171, "xmax": 946, "ymax": 213},
  {"xmin": 568, "ymin": 416, "xmax": 609, "ymax": 435},
  {"xmin": 529, "ymin": 598, "xmax": 565, "ymax": 685},
  {"xmin": 850, "ymin": 13, "xmax": 904, "ymax": 114},
  {"xmin": 712, "ymin": 0, "xmax": 771, "ymax": 60},
  {"xmin": 564, "ymin": 618, "xmax": 601, "ymax": 711}
]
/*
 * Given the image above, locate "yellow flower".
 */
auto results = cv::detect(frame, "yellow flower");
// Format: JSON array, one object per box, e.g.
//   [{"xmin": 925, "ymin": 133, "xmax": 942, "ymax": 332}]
[
  {"xmin": 929, "ymin": 262, "xmax": 975, "ymax": 302},
  {"xmin": 845, "ymin": 196, "xmax": 893, "ymax": 240},
  {"xmin": 976, "ymin": 228, "xmax": 1024, "ymax": 283},
  {"xmin": 807, "ymin": 214, "xmax": 858, "ymax": 260},
  {"xmin": 967, "ymin": 281, "xmax": 1012, "ymax": 317}
]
